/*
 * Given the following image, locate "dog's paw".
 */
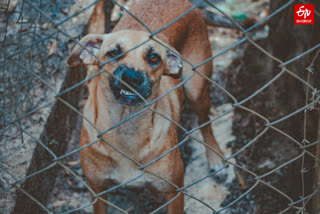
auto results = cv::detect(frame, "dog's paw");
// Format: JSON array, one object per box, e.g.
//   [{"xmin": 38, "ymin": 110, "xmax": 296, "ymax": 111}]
[{"xmin": 208, "ymin": 161, "xmax": 228, "ymax": 184}]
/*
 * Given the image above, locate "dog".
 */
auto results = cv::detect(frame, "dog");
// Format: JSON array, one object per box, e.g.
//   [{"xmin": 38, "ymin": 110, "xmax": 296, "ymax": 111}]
[{"xmin": 67, "ymin": 0, "xmax": 225, "ymax": 213}]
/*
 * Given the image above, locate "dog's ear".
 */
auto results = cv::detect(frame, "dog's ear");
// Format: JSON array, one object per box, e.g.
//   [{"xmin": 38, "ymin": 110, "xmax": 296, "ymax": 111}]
[
  {"xmin": 67, "ymin": 34, "xmax": 105, "ymax": 66},
  {"xmin": 164, "ymin": 49, "xmax": 182, "ymax": 79}
]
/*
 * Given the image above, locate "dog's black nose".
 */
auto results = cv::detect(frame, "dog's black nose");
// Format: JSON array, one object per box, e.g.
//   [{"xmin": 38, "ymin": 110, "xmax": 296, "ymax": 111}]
[
  {"xmin": 109, "ymin": 65, "xmax": 152, "ymax": 106},
  {"xmin": 121, "ymin": 69, "xmax": 144, "ymax": 86}
]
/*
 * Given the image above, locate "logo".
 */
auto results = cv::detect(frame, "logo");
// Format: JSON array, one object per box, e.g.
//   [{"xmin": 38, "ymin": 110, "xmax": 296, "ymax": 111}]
[{"xmin": 294, "ymin": 4, "xmax": 314, "ymax": 25}]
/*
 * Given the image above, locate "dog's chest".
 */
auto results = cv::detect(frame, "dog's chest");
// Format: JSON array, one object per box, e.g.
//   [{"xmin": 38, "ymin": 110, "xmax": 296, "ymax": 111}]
[
  {"xmin": 104, "ymin": 159, "xmax": 171, "ymax": 192},
  {"xmin": 88, "ymin": 122, "xmax": 173, "ymax": 192},
  {"xmin": 83, "ymin": 85, "xmax": 180, "ymax": 192}
]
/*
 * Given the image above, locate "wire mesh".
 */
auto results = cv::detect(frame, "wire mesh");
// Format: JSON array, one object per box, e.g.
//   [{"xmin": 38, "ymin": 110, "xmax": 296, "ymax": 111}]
[{"xmin": 0, "ymin": 0, "xmax": 320, "ymax": 213}]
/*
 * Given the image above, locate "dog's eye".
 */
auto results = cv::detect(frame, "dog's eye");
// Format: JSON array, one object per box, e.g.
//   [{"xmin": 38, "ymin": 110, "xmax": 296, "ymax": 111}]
[
  {"xmin": 107, "ymin": 49, "xmax": 121, "ymax": 58},
  {"xmin": 148, "ymin": 52, "xmax": 161, "ymax": 64}
]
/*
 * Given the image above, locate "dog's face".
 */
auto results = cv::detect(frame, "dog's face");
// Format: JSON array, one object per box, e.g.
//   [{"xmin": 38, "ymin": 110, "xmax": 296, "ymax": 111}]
[{"xmin": 68, "ymin": 31, "xmax": 182, "ymax": 106}]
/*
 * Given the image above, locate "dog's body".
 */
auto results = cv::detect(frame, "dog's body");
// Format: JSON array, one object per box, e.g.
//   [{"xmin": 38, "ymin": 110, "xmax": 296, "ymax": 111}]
[{"xmin": 68, "ymin": 0, "xmax": 225, "ymax": 213}]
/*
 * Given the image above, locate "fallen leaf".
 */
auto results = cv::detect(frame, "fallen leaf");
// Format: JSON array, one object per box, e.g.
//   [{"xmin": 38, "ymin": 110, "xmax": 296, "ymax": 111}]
[
  {"xmin": 259, "ymin": 9, "xmax": 269, "ymax": 20},
  {"xmin": 52, "ymin": 200, "xmax": 67, "ymax": 207},
  {"xmin": 66, "ymin": 177, "xmax": 75, "ymax": 188},
  {"xmin": 67, "ymin": 160, "xmax": 79, "ymax": 166},
  {"xmin": 41, "ymin": 22, "xmax": 53, "ymax": 29},
  {"xmin": 48, "ymin": 40, "xmax": 58, "ymax": 57},
  {"xmin": 235, "ymin": 171, "xmax": 247, "ymax": 190}
]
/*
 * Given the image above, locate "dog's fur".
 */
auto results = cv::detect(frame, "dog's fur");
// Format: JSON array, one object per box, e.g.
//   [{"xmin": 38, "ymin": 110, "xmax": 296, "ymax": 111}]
[{"xmin": 68, "ymin": 0, "xmax": 225, "ymax": 213}]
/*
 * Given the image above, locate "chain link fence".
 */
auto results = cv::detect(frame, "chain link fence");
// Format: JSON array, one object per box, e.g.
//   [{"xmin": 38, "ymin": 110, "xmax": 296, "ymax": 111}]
[{"xmin": 1, "ymin": 0, "xmax": 320, "ymax": 213}]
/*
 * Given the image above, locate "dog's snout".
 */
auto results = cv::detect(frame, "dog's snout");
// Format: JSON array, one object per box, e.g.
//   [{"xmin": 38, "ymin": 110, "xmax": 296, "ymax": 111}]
[
  {"xmin": 109, "ymin": 64, "xmax": 152, "ymax": 106},
  {"xmin": 121, "ymin": 70, "xmax": 143, "ymax": 86}
]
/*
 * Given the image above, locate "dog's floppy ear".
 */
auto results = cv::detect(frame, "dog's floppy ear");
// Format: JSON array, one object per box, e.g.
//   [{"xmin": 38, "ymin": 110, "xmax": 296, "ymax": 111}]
[
  {"xmin": 67, "ymin": 34, "xmax": 105, "ymax": 66},
  {"xmin": 164, "ymin": 49, "xmax": 182, "ymax": 79}
]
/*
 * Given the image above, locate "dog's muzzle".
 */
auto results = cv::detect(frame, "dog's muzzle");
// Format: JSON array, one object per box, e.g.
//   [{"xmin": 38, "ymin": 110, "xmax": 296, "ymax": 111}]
[{"xmin": 109, "ymin": 65, "xmax": 152, "ymax": 106}]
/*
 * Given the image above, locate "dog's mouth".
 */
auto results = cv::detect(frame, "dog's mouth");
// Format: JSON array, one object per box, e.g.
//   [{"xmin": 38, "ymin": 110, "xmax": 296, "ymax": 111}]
[
  {"xmin": 109, "ymin": 66, "xmax": 152, "ymax": 107},
  {"xmin": 111, "ymin": 86, "xmax": 143, "ymax": 106},
  {"xmin": 120, "ymin": 88, "xmax": 136, "ymax": 96},
  {"xmin": 111, "ymin": 84, "xmax": 151, "ymax": 106}
]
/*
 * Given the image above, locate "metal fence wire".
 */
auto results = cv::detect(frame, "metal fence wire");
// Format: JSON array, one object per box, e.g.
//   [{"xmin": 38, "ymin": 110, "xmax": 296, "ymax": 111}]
[{"xmin": 1, "ymin": 0, "xmax": 320, "ymax": 213}]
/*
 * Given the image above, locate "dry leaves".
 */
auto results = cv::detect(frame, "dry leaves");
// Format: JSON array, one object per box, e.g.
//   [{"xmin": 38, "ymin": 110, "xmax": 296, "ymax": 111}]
[{"xmin": 48, "ymin": 40, "xmax": 58, "ymax": 57}]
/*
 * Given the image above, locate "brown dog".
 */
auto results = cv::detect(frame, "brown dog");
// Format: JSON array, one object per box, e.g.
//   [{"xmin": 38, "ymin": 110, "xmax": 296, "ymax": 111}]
[{"xmin": 68, "ymin": 0, "xmax": 225, "ymax": 213}]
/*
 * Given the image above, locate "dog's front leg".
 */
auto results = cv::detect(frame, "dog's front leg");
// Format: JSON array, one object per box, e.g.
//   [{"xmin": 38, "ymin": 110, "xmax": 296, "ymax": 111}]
[
  {"xmin": 166, "ymin": 192, "xmax": 184, "ymax": 214},
  {"xmin": 88, "ymin": 181, "xmax": 108, "ymax": 214},
  {"xmin": 161, "ymin": 156, "xmax": 184, "ymax": 214}
]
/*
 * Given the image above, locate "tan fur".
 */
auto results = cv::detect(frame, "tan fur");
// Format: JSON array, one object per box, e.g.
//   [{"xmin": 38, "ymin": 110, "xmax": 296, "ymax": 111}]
[
  {"xmin": 68, "ymin": 0, "xmax": 225, "ymax": 213},
  {"xmin": 88, "ymin": 1, "xmax": 105, "ymax": 34}
]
